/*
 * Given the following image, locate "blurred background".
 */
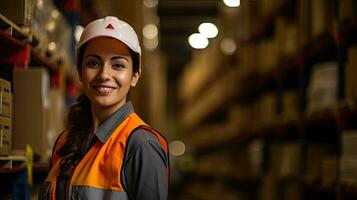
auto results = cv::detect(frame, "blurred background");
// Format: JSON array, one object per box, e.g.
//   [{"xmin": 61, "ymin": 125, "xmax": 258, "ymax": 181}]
[{"xmin": 0, "ymin": 0, "xmax": 357, "ymax": 199}]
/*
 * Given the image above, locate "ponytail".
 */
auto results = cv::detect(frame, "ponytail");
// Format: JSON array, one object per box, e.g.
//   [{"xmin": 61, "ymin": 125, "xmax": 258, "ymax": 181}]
[{"xmin": 57, "ymin": 94, "xmax": 94, "ymax": 181}]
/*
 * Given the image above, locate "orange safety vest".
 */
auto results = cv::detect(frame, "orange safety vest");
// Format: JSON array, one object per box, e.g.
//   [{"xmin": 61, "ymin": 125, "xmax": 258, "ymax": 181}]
[{"xmin": 39, "ymin": 112, "xmax": 169, "ymax": 199}]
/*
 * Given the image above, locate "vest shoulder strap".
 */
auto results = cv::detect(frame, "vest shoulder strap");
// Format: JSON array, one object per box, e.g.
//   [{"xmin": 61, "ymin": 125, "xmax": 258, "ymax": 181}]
[{"xmin": 51, "ymin": 131, "xmax": 68, "ymax": 167}]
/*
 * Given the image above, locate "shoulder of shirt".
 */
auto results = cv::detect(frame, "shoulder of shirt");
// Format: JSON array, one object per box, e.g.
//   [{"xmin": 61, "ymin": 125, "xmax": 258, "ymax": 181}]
[{"xmin": 125, "ymin": 127, "xmax": 163, "ymax": 158}]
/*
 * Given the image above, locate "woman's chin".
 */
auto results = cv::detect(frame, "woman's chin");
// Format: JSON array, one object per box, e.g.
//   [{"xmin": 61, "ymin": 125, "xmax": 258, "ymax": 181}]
[{"xmin": 91, "ymin": 97, "xmax": 125, "ymax": 109}]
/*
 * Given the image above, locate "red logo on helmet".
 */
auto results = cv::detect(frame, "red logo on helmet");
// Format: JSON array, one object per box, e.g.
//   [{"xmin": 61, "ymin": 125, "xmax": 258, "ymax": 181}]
[{"xmin": 105, "ymin": 23, "xmax": 114, "ymax": 30}]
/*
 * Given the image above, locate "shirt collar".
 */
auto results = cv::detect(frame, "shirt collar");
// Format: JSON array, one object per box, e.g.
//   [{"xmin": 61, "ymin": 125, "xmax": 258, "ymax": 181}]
[{"xmin": 94, "ymin": 101, "xmax": 134, "ymax": 143}]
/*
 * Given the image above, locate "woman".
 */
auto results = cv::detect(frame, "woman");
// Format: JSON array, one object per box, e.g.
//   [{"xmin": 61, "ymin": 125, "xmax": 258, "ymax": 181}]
[{"xmin": 39, "ymin": 16, "xmax": 169, "ymax": 200}]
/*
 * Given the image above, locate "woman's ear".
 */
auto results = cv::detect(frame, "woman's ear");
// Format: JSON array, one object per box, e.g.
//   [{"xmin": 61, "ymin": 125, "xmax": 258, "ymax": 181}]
[{"xmin": 131, "ymin": 68, "xmax": 141, "ymax": 87}]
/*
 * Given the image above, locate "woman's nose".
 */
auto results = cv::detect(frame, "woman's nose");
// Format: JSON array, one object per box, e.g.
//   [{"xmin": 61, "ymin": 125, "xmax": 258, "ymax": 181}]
[{"xmin": 98, "ymin": 63, "xmax": 111, "ymax": 80}]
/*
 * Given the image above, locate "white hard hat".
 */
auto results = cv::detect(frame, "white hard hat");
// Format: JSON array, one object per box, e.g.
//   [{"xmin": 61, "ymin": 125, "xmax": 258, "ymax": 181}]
[{"xmin": 77, "ymin": 16, "xmax": 141, "ymax": 56}]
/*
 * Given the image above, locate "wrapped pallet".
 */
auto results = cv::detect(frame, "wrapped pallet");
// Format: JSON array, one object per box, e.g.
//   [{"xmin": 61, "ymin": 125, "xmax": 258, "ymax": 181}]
[{"xmin": 306, "ymin": 62, "xmax": 338, "ymax": 113}]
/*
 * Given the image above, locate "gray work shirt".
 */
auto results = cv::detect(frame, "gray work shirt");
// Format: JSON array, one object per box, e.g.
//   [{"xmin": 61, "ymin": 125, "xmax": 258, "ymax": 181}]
[{"xmin": 56, "ymin": 101, "xmax": 169, "ymax": 200}]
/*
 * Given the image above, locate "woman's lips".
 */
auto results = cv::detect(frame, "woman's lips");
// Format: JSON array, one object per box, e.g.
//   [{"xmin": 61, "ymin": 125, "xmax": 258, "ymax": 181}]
[{"xmin": 92, "ymin": 85, "xmax": 116, "ymax": 95}]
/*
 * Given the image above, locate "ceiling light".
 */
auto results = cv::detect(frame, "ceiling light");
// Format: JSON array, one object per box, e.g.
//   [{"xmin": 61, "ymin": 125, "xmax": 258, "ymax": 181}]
[
  {"xmin": 144, "ymin": 37, "xmax": 158, "ymax": 51},
  {"xmin": 220, "ymin": 37, "xmax": 236, "ymax": 55},
  {"xmin": 37, "ymin": 0, "xmax": 43, "ymax": 9},
  {"xmin": 188, "ymin": 33, "xmax": 209, "ymax": 49},
  {"xmin": 143, "ymin": 0, "xmax": 158, "ymax": 8},
  {"xmin": 45, "ymin": 21, "xmax": 56, "ymax": 32},
  {"xmin": 223, "ymin": 0, "xmax": 240, "ymax": 7},
  {"xmin": 169, "ymin": 140, "xmax": 186, "ymax": 156},
  {"xmin": 48, "ymin": 42, "xmax": 56, "ymax": 52},
  {"xmin": 143, "ymin": 24, "xmax": 158, "ymax": 40},
  {"xmin": 198, "ymin": 23, "xmax": 218, "ymax": 38},
  {"xmin": 51, "ymin": 9, "xmax": 60, "ymax": 19}
]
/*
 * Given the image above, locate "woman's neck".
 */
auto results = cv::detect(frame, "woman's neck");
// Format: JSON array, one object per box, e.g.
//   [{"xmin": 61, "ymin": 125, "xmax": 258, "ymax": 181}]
[{"xmin": 91, "ymin": 102, "xmax": 126, "ymax": 130}]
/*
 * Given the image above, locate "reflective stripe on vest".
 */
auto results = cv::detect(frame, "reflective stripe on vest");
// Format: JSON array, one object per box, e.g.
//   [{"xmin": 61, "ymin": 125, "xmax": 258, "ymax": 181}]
[{"xmin": 40, "ymin": 112, "xmax": 169, "ymax": 199}]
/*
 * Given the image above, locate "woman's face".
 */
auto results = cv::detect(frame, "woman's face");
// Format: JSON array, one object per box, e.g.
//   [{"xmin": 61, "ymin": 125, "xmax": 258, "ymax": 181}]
[{"xmin": 80, "ymin": 37, "xmax": 140, "ymax": 110}]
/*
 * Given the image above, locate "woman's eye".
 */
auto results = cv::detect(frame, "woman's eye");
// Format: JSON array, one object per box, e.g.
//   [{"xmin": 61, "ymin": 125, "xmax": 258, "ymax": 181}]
[
  {"xmin": 86, "ymin": 60, "xmax": 101, "ymax": 68},
  {"xmin": 112, "ymin": 63, "xmax": 125, "ymax": 69}
]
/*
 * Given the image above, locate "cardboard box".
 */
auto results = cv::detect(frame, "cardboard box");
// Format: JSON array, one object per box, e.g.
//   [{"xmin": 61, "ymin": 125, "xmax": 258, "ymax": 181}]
[
  {"xmin": 307, "ymin": 62, "xmax": 338, "ymax": 113},
  {"xmin": 311, "ymin": 0, "xmax": 335, "ymax": 38},
  {"xmin": 0, "ymin": 0, "xmax": 33, "ymax": 26},
  {"xmin": 0, "ymin": 116, "xmax": 11, "ymax": 156},
  {"xmin": 13, "ymin": 68, "xmax": 50, "ymax": 160},
  {"xmin": 0, "ymin": 78, "xmax": 12, "ymax": 117},
  {"xmin": 297, "ymin": 0, "xmax": 311, "ymax": 47},
  {"xmin": 282, "ymin": 90, "xmax": 299, "ymax": 121}
]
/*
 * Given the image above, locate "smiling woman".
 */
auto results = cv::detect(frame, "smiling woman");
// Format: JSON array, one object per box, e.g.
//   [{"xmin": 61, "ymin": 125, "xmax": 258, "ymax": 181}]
[
  {"xmin": 38, "ymin": 16, "xmax": 170, "ymax": 200},
  {"xmin": 80, "ymin": 37, "xmax": 140, "ymax": 123}
]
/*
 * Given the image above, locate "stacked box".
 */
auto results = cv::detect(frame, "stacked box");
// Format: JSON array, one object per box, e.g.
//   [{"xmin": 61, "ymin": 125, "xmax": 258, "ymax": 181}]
[
  {"xmin": 306, "ymin": 62, "xmax": 338, "ymax": 113},
  {"xmin": 281, "ymin": 182, "xmax": 301, "ymax": 200},
  {"xmin": 340, "ymin": 130, "xmax": 357, "ymax": 185},
  {"xmin": 239, "ymin": 44, "xmax": 257, "ymax": 74},
  {"xmin": 13, "ymin": 68, "xmax": 50, "ymax": 160},
  {"xmin": 345, "ymin": 46, "xmax": 357, "ymax": 104},
  {"xmin": 248, "ymin": 139, "xmax": 264, "ymax": 177},
  {"xmin": 0, "ymin": 0, "xmax": 34, "ymax": 26},
  {"xmin": 229, "ymin": 104, "xmax": 255, "ymax": 131},
  {"xmin": 259, "ymin": 92, "xmax": 278, "ymax": 126},
  {"xmin": 304, "ymin": 144, "xmax": 324, "ymax": 183},
  {"xmin": 257, "ymin": 39, "xmax": 279, "ymax": 73},
  {"xmin": 304, "ymin": 144, "xmax": 337, "ymax": 184},
  {"xmin": 0, "ymin": 116, "xmax": 11, "ymax": 156},
  {"xmin": 275, "ymin": 17, "xmax": 298, "ymax": 57},
  {"xmin": 297, "ymin": 0, "xmax": 311, "ymax": 47},
  {"xmin": 282, "ymin": 90, "xmax": 299, "ymax": 121},
  {"xmin": 279, "ymin": 143, "xmax": 302, "ymax": 178},
  {"xmin": 311, "ymin": 0, "xmax": 335, "ymax": 38},
  {"xmin": 179, "ymin": 38, "xmax": 221, "ymax": 103},
  {"xmin": 339, "ymin": 0, "xmax": 357, "ymax": 21},
  {"xmin": 321, "ymin": 156, "xmax": 338, "ymax": 186},
  {"xmin": 0, "ymin": 78, "xmax": 12, "ymax": 156},
  {"xmin": 270, "ymin": 142, "xmax": 302, "ymax": 179},
  {"xmin": 0, "ymin": 78, "xmax": 11, "ymax": 118},
  {"xmin": 260, "ymin": 174, "xmax": 278, "ymax": 200},
  {"xmin": 259, "ymin": 0, "xmax": 282, "ymax": 17}
]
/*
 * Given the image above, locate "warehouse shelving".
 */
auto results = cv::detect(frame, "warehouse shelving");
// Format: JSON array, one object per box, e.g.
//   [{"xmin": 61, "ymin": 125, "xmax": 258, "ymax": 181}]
[
  {"xmin": 177, "ymin": 0, "xmax": 357, "ymax": 199},
  {"xmin": 194, "ymin": 102, "xmax": 356, "ymax": 156},
  {"xmin": 0, "ymin": 7, "xmax": 72, "ymax": 199}
]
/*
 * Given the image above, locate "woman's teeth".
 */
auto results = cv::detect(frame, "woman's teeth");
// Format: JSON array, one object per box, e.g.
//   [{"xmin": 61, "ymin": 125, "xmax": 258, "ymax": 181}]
[{"xmin": 96, "ymin": 86, "xmax": 114, "ymax": 93}]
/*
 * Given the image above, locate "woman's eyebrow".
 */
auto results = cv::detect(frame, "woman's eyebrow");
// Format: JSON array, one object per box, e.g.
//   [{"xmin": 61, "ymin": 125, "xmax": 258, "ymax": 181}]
[
  {"xmin": 84, "ymin": 54, "xmax": 101, "ymax": 59},
  {"xmin": 111, "ymin": 56, "xmax": 129, "ymax": 62}
]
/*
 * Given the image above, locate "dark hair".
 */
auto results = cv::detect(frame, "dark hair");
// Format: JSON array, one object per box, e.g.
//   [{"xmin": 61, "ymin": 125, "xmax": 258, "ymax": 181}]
[{"xmin": 57, "ymin": 41, "xmax": 140, "ymax": 181}]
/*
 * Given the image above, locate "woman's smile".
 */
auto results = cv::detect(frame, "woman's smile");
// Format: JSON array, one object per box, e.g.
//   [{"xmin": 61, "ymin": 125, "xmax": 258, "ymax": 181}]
[{"xmin": 91, "ymin": 84, "xmax": 117, "ymax": 95}]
